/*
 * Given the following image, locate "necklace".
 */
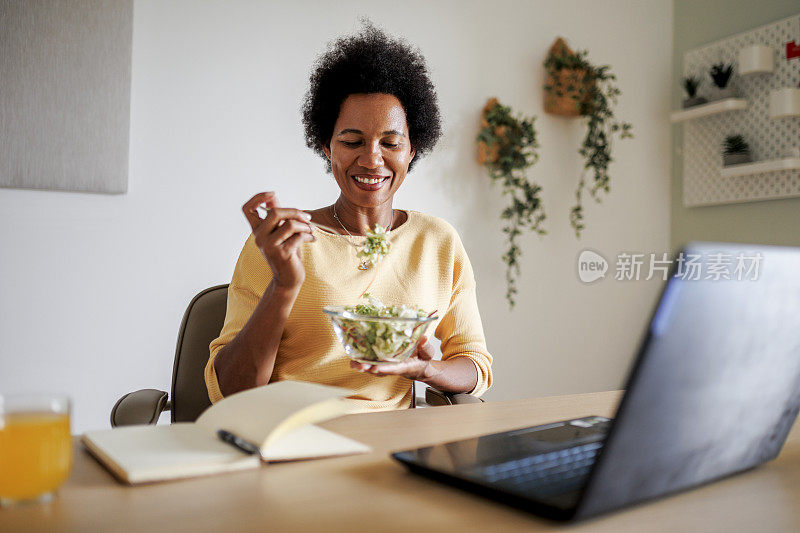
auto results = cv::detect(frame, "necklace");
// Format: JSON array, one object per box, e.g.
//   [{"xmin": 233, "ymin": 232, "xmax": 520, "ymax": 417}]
[
  {"xmin": 332, "ymin": 204, "xmax": 394, "ymax": 236},
  {"xmin": 332, "ymin": 204, "xmax": 394, "ymax": 270}
]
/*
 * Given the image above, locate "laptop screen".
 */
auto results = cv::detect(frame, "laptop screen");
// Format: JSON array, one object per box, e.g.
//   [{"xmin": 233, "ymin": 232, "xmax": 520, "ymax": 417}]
[{"xmin": 577, "ymin": 242, "xmax": 800, "ymax": 518}]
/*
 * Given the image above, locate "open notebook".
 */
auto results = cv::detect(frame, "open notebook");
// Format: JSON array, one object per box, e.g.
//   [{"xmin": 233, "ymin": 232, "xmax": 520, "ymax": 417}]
[{"xmin": 82, "ymin": 381, "xmax": 370, "ymax": 484}]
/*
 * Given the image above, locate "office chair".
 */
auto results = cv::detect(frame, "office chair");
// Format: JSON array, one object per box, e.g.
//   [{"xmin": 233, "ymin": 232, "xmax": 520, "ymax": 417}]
[{"xmin": 111, "ymin": 284, "xmax": 481, "ymax": 427}]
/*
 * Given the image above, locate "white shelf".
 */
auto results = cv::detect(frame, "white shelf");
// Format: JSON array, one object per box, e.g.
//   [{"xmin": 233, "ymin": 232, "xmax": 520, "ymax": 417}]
[
  {"xmin": 720, "ymin": 157, "xmax": 800, "ymax": 178},
  {"xmin": 670, "ymin": 98, "xmax": 748, "ymax": 123}
]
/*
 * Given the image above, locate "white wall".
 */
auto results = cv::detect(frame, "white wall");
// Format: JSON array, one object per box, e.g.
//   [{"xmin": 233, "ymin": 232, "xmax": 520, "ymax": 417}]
[{"xmin": 0, "ymin": 0, "xmax": 673, "ymax": 433}]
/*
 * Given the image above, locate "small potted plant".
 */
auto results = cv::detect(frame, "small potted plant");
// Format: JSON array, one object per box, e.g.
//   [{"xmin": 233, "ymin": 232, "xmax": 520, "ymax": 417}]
[
  {"xmin": 722, "ymin": 134, "xmax": 751, "ymax": 166},
  {"xmin": 709, "ymin": 63, "xmax": 736, "ymax": 100},
  {"xmin": 682, "ymin": 76, "xmax": 706, "ymax": 108}
]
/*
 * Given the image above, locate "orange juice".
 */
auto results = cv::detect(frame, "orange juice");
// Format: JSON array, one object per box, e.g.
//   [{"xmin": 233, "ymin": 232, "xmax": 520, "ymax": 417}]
[{"xmin": 0, "ymin": 412, "xmax": 72, "ymax": 501}]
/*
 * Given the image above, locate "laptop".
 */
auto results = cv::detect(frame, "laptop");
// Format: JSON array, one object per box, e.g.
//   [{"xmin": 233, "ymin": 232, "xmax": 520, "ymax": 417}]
[{"xmin": 392, "ymin": 242, "xmax": 800, "ymax": 521}]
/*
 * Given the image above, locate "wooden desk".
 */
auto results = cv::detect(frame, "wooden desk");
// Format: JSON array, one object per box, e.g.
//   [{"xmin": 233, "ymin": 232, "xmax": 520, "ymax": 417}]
[{"xmin": 2, "ymin": 391, "xmax": 799, "ymax": 532}]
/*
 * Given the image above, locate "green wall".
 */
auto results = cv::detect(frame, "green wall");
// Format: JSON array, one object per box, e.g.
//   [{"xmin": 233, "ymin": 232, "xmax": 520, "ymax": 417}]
[{"xmin": 672, "ymin": 0, "xmax": 800, "ymax": 249}]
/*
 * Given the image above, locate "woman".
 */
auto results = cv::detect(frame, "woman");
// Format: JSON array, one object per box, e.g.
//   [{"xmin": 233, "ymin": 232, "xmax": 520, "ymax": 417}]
[{"xmin": 205, "ymin": 24, "xmax": 492, "ymax": 410}]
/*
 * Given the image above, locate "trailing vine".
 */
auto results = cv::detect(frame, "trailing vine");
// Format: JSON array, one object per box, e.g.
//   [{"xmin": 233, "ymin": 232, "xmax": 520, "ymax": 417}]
[
  {"xmin": 476, "ymin": 98, "xmax": 545, "ymax": 308},
  {"xmin": 544, "ymin": 44, "xmax": 633, "ymax": 237}
]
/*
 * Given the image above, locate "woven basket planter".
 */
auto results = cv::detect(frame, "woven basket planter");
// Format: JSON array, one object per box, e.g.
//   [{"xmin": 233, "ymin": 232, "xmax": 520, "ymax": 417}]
[
  {"xmin": 477, "ymin": 98, "xmax": 504, "ymax": 165},
  {"xmin": 544, "ymin": 38, "xmax": 595, "ymax": 117}
]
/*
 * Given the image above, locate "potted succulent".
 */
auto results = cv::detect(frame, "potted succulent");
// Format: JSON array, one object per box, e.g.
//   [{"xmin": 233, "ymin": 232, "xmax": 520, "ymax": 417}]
[
  {"xmin": 682, "ymin": 76, "xmax": 706, "ymax": 108},
  {"xmin": 476, "ymin": 98, "xmax": 545, "ymax": 309},
  {"xmin": 709, "ymin": 63, "xmax": 736, "ymax": 100},
  {"xmin": 722, "ymin": 134, "xmax": 751, "ymax": 166},
  {"xmin": 543, "ymin": 37, "xmax": 633, "ymax": 238}
]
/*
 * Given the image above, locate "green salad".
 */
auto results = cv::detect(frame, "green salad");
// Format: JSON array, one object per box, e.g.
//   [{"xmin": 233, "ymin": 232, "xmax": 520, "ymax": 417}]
[
  {"xmin": 357, "ymin": 224, "xmax": 391, "ymax": 269},
  {"xmin": 339, "ymin": 294, "xmax": 429, "ymax": 362}
]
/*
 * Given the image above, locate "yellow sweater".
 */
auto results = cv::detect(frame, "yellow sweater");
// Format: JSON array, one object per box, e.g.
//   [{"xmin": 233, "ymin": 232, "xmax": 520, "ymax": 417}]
[{"xmin": 204, "ymin": 210, "xmax": 493, "ymax": 411}]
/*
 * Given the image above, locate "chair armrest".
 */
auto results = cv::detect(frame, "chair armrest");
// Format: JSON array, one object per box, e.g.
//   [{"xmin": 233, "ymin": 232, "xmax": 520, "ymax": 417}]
[
  {"xmin": 425, "ymin": 387, "xmax": 485, "ymax": 407},
  {"xmin": 110, "ymin": 389, "xmax": 170, "ymax": 427}
]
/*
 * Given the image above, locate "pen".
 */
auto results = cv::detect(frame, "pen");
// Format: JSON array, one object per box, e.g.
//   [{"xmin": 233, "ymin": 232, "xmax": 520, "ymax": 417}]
[{"xmin": 217, "ymin": 429, "xmax": 261, "ymax": 456}]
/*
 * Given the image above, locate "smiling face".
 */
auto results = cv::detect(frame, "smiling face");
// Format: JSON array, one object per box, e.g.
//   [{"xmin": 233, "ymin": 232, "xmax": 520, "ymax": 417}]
[{"xmin": 323, "ymin": 93, "xmax": 416, "ymax": 209}]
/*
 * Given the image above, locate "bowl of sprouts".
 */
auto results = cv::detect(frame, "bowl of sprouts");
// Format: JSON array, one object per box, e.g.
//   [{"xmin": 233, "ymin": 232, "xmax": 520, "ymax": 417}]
[{"xmin": 323, "ymin": 294, "xmax": 438, "ymax": 364}]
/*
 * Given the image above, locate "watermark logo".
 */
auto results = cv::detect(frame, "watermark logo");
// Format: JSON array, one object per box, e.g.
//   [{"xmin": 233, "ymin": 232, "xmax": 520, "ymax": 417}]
[
  {"xmin": 577, "ymin": 249, "xmax": 763, "ymax": 283},
  {"xmin": 577, "ymin": 249, "xmax": 609, "ymax": 283}
]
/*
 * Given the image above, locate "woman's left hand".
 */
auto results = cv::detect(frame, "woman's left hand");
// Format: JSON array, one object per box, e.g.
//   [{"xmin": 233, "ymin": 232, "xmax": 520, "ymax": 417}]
[{"xmin": 349, "ymin": 335, "xmax": 441, "ymax": 381}]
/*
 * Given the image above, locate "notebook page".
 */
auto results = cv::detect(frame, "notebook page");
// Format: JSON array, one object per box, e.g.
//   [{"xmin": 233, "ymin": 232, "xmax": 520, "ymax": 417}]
[
  {"xmin": 82, "ymin": 424, "xmax": 260, "ymax": 484},
  {"xmin": 262, "ymin": 425, "xmax": 371, "ymax": 462},
  {"xmin": 194, "ymin": 381, "xmax": 353, "ymax": 447}
]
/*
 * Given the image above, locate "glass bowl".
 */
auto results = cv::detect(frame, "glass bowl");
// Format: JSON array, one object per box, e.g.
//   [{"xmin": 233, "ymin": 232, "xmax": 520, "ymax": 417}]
[{"xmin": 323, "ymin": 306, "xmax": 438, "ymax": 364}]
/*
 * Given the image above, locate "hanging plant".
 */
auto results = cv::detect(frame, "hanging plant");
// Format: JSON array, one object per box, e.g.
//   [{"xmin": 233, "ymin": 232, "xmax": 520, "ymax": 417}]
[
  {"xmin": 476, "ymin": 98, "xmax": 545, "ymax": 309},
  {"xmin": 544, "ymin": 38, "xmax": 633, "ymax": 238}
]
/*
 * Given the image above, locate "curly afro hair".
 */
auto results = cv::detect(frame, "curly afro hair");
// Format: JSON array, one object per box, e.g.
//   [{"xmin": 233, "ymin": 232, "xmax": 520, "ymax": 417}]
[{"xmin": 301, "ymin": 22, "xmax": 442, "ymax": 172}]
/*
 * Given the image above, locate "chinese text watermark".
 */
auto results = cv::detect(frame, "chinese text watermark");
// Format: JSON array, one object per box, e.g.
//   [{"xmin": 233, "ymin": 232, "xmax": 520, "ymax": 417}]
[{"xmin": 577, "ymin": 250, "xmax": 762, "ymax": 283}]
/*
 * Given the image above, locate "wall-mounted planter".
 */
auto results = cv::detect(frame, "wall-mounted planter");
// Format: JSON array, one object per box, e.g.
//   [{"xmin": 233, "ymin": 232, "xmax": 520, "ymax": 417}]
[
  {"xmin": 709, "ymin": 86, "xmax": 739, "ymax": 101},
  {"xmin": 543, "ymin": 38, "xmax": 595, "ymax": 117},
  {"xmin": 545, "ymin": 68, "xmax": 593, "ymax": 116},
  {"xmin": 738, "ymin": 44, "xmax": 774, "ymax": 75},
  {"xmin": 682, "ymin": 96, "xmax": 707, "ymax": 108},
  {"xmin": 769, "ymin": 88, "xmax": 800, "ymax": 118},
  {"xmin": 723, "ymin": 153, "xmax": 751, "ymax": 166}
]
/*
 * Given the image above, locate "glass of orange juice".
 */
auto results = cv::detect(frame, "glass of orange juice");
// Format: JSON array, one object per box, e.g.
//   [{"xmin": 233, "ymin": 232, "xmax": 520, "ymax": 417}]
[{"xmin": 0, "ymin": 394, "xmax": 72, "ymax": 506}]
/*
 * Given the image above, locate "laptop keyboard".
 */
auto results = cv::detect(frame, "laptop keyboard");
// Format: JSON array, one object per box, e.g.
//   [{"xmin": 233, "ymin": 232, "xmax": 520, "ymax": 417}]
[{"xmin": 474, "ymin": 441, "xmax": 603, "ymax": 497}]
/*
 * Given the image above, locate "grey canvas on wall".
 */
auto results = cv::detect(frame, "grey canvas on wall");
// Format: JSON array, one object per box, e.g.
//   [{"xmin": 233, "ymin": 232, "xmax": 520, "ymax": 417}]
[{"xmin": 0, "ymin": 0, "xmax": 133, "ymax": 194}]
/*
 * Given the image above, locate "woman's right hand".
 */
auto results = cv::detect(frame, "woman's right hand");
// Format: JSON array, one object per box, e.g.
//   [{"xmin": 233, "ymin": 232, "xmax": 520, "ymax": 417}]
[{"xmin": 242, "ymin": 192, "xmax": 315, "ymax": 290}]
